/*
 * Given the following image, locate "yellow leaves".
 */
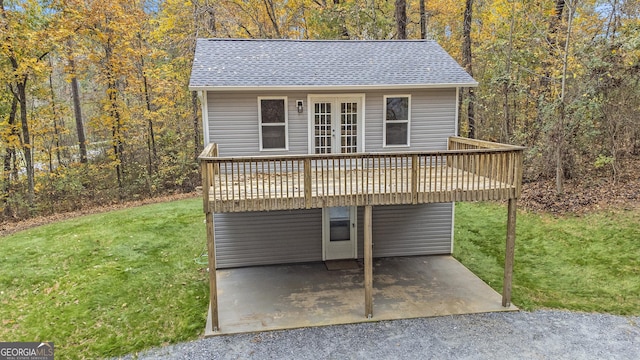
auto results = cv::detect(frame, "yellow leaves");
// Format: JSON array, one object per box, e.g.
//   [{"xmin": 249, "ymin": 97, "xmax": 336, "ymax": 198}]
[{"xmin": 0, "ymin": 123, "xmax": 21, "ymax": 149}]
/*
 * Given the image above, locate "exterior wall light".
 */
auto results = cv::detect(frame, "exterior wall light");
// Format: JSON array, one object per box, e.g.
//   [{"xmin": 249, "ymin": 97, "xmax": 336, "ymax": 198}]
[{"xmin": 297, "ymin": 100, "xmax": 304, "ymax": 113}]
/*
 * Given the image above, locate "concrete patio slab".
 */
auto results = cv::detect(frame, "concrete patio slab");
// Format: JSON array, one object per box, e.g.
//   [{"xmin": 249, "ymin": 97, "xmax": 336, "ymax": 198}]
[{"xmin": 206, "ymin": 255, "xmax": 517, "ymax": 336}]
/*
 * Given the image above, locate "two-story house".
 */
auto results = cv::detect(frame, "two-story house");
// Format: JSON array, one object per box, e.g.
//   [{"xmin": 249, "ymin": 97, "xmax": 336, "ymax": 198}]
[{"xmin": 190, "ymin": 39, "xmax": 523, "ymax": 334}]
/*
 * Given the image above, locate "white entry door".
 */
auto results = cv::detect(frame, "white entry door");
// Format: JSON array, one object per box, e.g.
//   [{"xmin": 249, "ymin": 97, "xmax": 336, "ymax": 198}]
[{"xmin": 322, "ymin": 206, "xmax": 357, "ymax": 260}]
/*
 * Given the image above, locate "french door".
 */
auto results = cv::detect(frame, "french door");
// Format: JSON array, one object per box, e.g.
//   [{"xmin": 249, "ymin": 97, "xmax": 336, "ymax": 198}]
[{"xmin": 310, "ymin": 96, "xmax": 363, "ymax": 155}]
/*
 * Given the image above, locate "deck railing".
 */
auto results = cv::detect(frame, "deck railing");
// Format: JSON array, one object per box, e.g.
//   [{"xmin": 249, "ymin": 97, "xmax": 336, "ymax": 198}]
[{"xmin": 199, "ymin": 137, "xmax": 523, "ymax": 213}]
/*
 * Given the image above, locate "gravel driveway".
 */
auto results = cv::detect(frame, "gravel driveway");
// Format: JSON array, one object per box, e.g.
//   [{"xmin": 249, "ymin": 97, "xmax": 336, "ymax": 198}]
[{"xmin": 126, "ymin": 310, "xmax": 639, "ymax": 359}]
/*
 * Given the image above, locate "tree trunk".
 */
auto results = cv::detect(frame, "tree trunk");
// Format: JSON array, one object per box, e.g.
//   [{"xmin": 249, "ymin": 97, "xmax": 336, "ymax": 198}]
[
  {"xmin": 332, "ymin": 0, "xmax": 350, "ymax": 39},
  {"xmin": 502, "ymin": 0, "xmax": 516, "ymax": 143},
  {"xmin": 2, "ymin": 1, "xmax": 34, "ymax": 205},
  {"xmin": 555, "ymin": 0, "xmax": 575, "ymax": 195},
  {"xmin": 48, "ymin": 63, "xmax": 63, "ymax": 168},
  {"xmin": 16, "ymin": 80, "xmax": 35, "ymax": 205},
  {"xmin": 262, "ymin": 0, "xmax": 281, "ymax": 38},
  {"xmin": 205, "ymin": 3, "xmax": 217, "ymax": 34},
  {"xmin": 555, "ymin": 103, "xmax": 565, "ymax": 194},
  {"xmin": 395, "ymin": 0, "xmax": 407, "ymax": 39},
  {"xmin": 139, "ymin": 45, "xmax": 157, "ymax": 176},
  {"xmin": 3, "ymin": 97, "xmax": 18, "ymax": 182},
  {"xmin": 462, "ymin": 0, "xmax": 475, "ymax": 138},
  {"xmin": 545, "ymin": 0, "xmax": 566, "ymax": 76},
  {"xmin": 144, "ymin": 74, "xmax": 157, "ymax": 176},
  {"xmin": 69, "ymin": 55, "xmax": 88, "ymax": 164},
  {"xmin": 105, "ymin": 45, "xmax": 124, "ymax": 192},
  {"xmin": 109, "ymin": 88, "xmax": 124, "ymax": 192},
  {"xmin": 419, "ymin": 0, "xmax": 427, "ymax": 39},
  {"xmin": 2, "ymin": 96, "xmax": 18, "ymax": 216}
]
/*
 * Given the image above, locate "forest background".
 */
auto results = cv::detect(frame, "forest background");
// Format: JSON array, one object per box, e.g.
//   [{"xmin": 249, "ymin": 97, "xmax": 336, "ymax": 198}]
[{"xmin": 1, "ymin": 0, "xmax": 638, "ymax": 221}]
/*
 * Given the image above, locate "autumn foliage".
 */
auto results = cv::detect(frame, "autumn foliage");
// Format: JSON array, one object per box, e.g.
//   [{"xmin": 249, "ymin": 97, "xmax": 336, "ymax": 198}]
[{"xmin": 1, "ymin": 0, "xmax": 639, "ymax": 221}]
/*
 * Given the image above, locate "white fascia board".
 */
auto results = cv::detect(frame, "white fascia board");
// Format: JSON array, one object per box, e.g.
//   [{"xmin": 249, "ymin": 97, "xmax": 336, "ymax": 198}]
[
  {"xmin": 200, "ymin": 90, "xmax": 210, "ymax": 146},
  {"xmin": 455, "ymin": 87, "xmax": 460, "ymax": 137},
  {"xmin": 189, "ymin": 82, "xmax": 479, "ymax": 92}
]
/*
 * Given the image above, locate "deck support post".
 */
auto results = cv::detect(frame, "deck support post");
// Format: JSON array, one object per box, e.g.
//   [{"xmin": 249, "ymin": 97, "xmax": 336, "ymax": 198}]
[
  {"xmin": 502, "ymin": 198, "xmax": 517, "ymax": 307},
  {"xmin": 206, "ymin": 211, "xmax": 219, "ymax": 331},
  {"xmin": 364, "ymin": 205, "xmax": 373, "ymax": 318}
]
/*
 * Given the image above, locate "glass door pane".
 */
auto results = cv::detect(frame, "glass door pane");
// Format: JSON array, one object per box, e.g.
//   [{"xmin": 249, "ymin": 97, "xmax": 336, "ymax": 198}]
[
  {"xmin": 329, "ymin": 206, "xmax": 350, "ymax": 241},
  {"xmin": 314, "ymin": 102, "xmax": 332, "ymax": 154},
  {"xmin": 340, "ymin": 102, "xmax": 358, "ymax": 154}
]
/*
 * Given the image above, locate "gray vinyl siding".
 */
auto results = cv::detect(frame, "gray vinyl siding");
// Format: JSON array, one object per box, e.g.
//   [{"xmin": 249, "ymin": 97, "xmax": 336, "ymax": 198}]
[
  {"xmin": 214, "ymin": 209, "xmax": 322, "ymax": 268},
  {"xmin": 215, "ymin": 204, "xmax": 452, "ymax": 268},
  {"xmin": 209, "ymin": 88, "xmax": 456, "ymax": 268},
  {"xmin": 356, "ymin": 203, "xmax": 453, "ymax": 258},
  {"xmin": 207, "ymin": 88, "xmax": 457, "ymax": 156}
]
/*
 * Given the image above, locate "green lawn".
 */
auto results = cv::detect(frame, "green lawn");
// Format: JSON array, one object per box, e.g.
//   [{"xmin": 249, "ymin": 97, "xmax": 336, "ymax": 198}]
[
  {"xmin": 1, "ymin": 199, "xmax": 638, "ymax": 359},
  {"xmin": 454, "ymin": 202, "xmax": 640, "ymax": 314},
  {"xmin": 0, "ymin": 198, "xmax": 209, "ymax": 359}
]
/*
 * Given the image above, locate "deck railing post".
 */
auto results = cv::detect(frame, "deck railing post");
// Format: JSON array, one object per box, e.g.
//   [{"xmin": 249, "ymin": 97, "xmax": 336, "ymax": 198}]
[
  {"xmin": 304, "ymin": 158, "xmax": 312, "ymax": 209},
  {"xmin": 201, "ymin": 161, "xmax": 211, "ymax": 213},
  {"xmin": 515, "ymin": 150, "xmax": 523, "ymax": 198},
  {"xmin": 411, "ymin": 154, "xmax": 419, "ymax": 204}
]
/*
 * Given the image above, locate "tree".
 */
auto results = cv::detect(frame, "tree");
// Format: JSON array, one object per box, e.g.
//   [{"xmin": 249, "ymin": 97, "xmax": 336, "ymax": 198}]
[
  {"xmin": 500, "ymin": 0, "xmax": 517, "ymax": 143},
  {"xmin": 553, "ymin": 0, "xmax": 576, "ymax": 194},
  {"xmin": 419, "ymin": 0, "xmax": 427, "ymax": 39},
  {"xmin": 67, "ymin": 42, "xmax": 88, "ymax": 163},
  {"xmin": 0, "ymin": 0, "xmax": 638, "ymax": 221},
  {"xmin": 461, "ymin": 0, "xmax": 475, "ymax": 138},
  {"xmin": 60, "ymin": 0, "xmax": 148, "ymax": 192},
  {"xmin": 0, "ymin": 0, "xmax": 51, "ymax": 206},
  {"xmin": 1, "ymin": 95, "xmax": 19, "ymax": 215},
  {"xmin": 47, "ymin": 56, "xmax": 64, "ymax": 169},
  {"xmin": 395, "ymin": 0, "xmax": 407, "ymax": 39}
]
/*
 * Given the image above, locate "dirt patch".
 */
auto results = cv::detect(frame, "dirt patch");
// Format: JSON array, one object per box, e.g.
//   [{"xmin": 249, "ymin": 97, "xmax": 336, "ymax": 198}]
[
  {"xmin": 519, "ymin": 177, "xmax": 640, "ymax": 215},
  {"xmin": 0, "ymin": 192, "xmax": 199, "ymax": 237}
]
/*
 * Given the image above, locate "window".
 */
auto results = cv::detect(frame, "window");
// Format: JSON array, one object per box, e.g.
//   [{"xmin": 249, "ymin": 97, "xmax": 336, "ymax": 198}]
[
  {"xmin": 259, "ymin": 97, "xmax": 288, "ymax": 150},
  {"xmin": 384, "ymin": 95, "xmax": 410, "ymax": 146}
]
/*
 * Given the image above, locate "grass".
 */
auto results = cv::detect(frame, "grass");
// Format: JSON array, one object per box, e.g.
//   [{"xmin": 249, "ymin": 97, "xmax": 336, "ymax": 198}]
[
  {"xmin": 454, "ymin": 202, "xmax": 640, "ymax": 314},
  {"xmin": 0, "ymin": 198, "xmax": 208, "ymax": 359},
  {"xmin": 1, "ymin": 199, "xmax": 638, "ymax": 358}
]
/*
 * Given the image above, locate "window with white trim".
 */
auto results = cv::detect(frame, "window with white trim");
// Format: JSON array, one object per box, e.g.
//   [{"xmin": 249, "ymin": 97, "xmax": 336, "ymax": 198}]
[
  {"xmin": 384, "ymin": 95, "xmax": 410, "ymax": 146},
  {"xmin": 259, "ymin": 97, "xmax": 288, "ymax": 150}
]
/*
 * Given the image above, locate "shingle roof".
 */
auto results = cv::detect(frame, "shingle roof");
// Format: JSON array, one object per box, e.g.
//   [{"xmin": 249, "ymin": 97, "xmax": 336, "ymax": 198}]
[{"xmin": 189, "ymin": 39, "xmax": 477, "ymax": 90}]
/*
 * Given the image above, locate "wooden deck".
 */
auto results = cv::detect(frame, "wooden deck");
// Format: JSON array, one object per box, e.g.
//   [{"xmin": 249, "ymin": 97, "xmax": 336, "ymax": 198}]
[{"xmin": 199, "ymin": 137, "xmax": 524, "ymax": 213}]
